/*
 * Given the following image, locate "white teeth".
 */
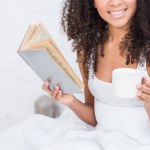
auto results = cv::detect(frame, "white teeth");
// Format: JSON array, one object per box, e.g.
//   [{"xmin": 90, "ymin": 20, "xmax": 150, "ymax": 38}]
[{"xmin": 110, "ymin": 10, "xmax": 125, "ymax": 15}]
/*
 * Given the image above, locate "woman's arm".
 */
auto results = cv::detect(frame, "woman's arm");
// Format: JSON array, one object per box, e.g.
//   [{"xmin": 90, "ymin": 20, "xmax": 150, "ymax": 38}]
[
  {"xmin": 67, "ymin": 97, "xmax": 97, "ymax": 126},
  {"xmin": 67, "ymin": 59, "xmax": 97, "ymax": 126},
  {"xmin": 42, "ymin": 55, "xmax": 97, "ymax": 126}
]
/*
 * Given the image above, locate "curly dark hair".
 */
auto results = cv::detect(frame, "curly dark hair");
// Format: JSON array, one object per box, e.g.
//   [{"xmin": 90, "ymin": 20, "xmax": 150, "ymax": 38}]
[{"xmin": 61, "ymin": 0, "xmax": 150, "ymax": 79}]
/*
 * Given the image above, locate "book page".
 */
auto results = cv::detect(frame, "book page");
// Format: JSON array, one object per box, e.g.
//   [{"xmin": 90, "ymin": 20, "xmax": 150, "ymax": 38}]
[
  {"xmin": 19, "ymin": 25, "xmax": 37, "ymax": 50},
  {"xmin": 23, "ymin": 23, "xmax": 58, "ymax": 50},
  {"xmin": 22, "ymin": 23, "xmax": 64, "ymax": 62}
]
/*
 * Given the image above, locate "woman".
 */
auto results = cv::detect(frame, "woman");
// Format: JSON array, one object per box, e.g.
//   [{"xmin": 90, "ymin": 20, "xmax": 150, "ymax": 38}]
[
  {"xmin": 0, "ymin": 0, "xmax": 150, "ymax": 150},
  {"xmin": 42, "ymin": 0, "xmax": 150, "ymax": 149}
]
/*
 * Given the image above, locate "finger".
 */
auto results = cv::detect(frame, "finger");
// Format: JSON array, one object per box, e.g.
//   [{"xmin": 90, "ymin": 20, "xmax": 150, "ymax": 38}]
[
  {"xmin": 51, "ymin": 85, "xmax": 60, "ymax": 99},
  {"xmin": 137, "ymin": 91, "xmax": 150, "ymax": 101},
  {"xmin": 136, "ymin": 96, "xmax": 143, "ymax": 101},
  {"xmin": 142, "ymin": 76, "xmax": 148, "ymax": 85},
  {"xmin": 55, "ymin": 90, "xmax": 63, "ymax": 101},
  {"xmin": 42, "ymin": 81, "xmax": 50, "ymax": 90},
  {"xmin": 141, "ymin": 76, "xmax": 150, "ymax": 88},
  {"xmin": 145, "ymin": 80, "xmax": 150, "ymax": 88},
  {"xmin": 42, "ymin": 81, "xmax": 52, "ymax": 96},
  {"xmin": 140, "ymin": 84, "xmax": 150, "ymax": 95},
  {"xmin": 136, "ymin": 84, "xmax": 142, "ymax": 90},
  {"xmin": 45, "ymin": 87, "xmax": 52, "ymax": 95}
]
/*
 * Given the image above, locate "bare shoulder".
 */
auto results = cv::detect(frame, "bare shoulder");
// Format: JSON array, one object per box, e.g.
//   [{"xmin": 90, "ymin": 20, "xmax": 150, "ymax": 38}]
[{"xmin": 77, "ymin": 52, "xmax": 94, "ymax": 105}]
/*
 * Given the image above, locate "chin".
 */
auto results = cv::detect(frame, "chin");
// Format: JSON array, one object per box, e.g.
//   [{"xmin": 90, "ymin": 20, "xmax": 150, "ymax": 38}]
[{"xmin": 108, "ymin": 20, "xmax": 130, "ymax": 29}]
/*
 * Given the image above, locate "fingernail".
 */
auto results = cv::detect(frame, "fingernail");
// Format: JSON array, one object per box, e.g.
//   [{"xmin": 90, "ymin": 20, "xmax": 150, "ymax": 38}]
[
  {"xmin": 45, "ymin": 81, "xmax": 49, "ymax": 84},
  {"xmin": 136, "ymin": 96, "xmax": 141, "ymax": 101},
  {"xmin": 136, "ymin": 84, "xmax": 141, "ymax": 89},
  {"xmin": 59, "ymin": 90, "xmax": 62, "ymax": 94},
  {"xmin": 137, "ymin": 91, "xmax": 141, "ymax": 96},
  {"xmin": 55, "ymin": 85, "xmax": 58, "ymax": 89}
]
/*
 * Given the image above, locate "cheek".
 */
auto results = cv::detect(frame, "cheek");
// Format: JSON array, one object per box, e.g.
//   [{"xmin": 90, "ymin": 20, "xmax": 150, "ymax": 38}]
[
  {"xmin": 128, "ymin": 0, "xmax": 137, "ymax": 14},
  {"xmin": 96, "ymin": 9, "xmax": 110, "ymax": 24},
  {"xmin": 95, "ymin": 3, "xmax": 107, "ymax": 20},
  {"xmin": 97, "ymin": 8, "xmax": 106, "ymax": 19},
  {"xmin": 94, "ymin": 0, "xmax": 106, "ymax": 11}
]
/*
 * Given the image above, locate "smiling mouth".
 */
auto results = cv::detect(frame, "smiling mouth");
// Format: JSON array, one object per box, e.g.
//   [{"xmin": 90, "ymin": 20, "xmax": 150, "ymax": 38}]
[{"xmin": 108, "ymin": 8, "xmax": 127, "ymax": 17}]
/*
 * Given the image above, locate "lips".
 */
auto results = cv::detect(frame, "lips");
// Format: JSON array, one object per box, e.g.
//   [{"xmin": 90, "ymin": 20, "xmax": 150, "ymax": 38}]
[{"xmin": 108, "ymin": 8, "xmax": 127, "ymax": 17}]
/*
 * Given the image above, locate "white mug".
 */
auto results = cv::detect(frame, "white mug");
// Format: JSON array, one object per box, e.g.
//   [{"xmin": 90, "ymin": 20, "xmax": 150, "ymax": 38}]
[{"xmin": 112, "ymin": 68, "xmax": 142, "ymax": 99}]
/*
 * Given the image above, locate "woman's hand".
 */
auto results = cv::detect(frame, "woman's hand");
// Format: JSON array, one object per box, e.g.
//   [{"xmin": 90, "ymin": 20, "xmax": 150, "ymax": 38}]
[
  {"xmin": 42, "ymin": 80, "xmax": 76, "ymax": 106},
  {"xmin": 137, "ymin": 77, "xmax": 150, "ymax": 104},
  {"xmin": 137, "ymin": 77, "xmax": 150, "ymax": 119}
]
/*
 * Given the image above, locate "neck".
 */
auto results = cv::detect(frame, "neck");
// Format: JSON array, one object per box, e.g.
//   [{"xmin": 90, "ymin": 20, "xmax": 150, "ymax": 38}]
[{"xmin": 107, "ymin": 25, "xmax": 129, "ymax": 44}]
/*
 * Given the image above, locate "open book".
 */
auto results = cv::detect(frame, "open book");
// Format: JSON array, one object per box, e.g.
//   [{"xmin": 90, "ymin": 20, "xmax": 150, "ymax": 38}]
[{"xmin": 17, "ymin": 23, "xmax": 84, "ymax": 94}]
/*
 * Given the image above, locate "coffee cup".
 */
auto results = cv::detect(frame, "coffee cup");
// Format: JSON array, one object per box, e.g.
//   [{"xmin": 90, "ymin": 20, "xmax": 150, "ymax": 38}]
[{"xmin": 112, "ymin": 68, "xmax": 142, "ymax": 99}]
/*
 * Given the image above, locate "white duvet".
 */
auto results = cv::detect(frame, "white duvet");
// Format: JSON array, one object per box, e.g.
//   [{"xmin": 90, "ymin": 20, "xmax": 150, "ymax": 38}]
[
  {"xmin": 0, "ymin": 108, "xmax": 95, "ymax": 150},
  {"xmin": 0, "ymin": 104, "xmax": 150, "ymax": 150}
]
